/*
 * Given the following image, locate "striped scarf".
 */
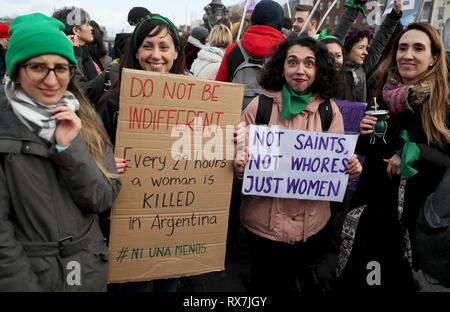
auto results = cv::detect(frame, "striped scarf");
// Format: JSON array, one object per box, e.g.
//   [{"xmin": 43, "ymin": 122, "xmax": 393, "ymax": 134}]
[
  {"xmin": 382, "ymin": 67, "xmax": 430, "ymax": 115},
  {"xmin": 4, "ymin": 80, "xmax": 80, "ymax": 143}
]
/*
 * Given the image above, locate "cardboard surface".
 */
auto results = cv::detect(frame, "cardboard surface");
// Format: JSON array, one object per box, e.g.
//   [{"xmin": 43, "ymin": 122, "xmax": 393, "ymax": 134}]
[{"xmin": 108, "ymin": 69, "xmax": 243, "ymax": 283}]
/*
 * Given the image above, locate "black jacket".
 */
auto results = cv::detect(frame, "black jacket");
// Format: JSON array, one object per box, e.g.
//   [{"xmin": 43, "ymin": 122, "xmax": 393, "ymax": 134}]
[
  {"xmin": 0, "ymin": 97, "xmax": 121, "ymax": 291},
  {"xmin": 353, "ymin": 96, "xmax": 450, "ymax": 263},
  {"xmin": 0, "ymin": 45, "xmax": 5, "ymax": 83},
  {"xmin": 97, "ymin": 94, "xmax": 119, "ymax": 146},
  {"xmin": 333, "ymin": 8, "xmax": 402, "ymax": 102},
  {"xmin": 112, "ymin": 33, "xmax": 131, "ymax": 60}
]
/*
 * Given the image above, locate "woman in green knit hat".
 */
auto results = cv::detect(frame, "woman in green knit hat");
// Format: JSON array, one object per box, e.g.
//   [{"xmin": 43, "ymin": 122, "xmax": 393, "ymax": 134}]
[{"xmin": 0, "ymin": 13, "xmax": 121, "ymax": 291}]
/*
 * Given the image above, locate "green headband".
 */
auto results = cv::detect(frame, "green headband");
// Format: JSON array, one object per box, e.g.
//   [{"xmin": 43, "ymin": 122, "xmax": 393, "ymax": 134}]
[
  {"xmin": 317, "ymin": 29, "xmax": 338, "ymax": 42},
  {"xmin": 133, "ymin": 15, "xmax": 181, "ymax": 52}
]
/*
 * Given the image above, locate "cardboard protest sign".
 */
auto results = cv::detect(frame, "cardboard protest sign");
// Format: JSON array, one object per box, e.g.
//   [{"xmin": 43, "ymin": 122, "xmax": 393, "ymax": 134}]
[
  {"xmin": 108, "ymin": 68, "xmax": 244, "ymax": 283},
  {"xmin": 242, "ymin": 125, "xmax": 358, "ymax": 202}
]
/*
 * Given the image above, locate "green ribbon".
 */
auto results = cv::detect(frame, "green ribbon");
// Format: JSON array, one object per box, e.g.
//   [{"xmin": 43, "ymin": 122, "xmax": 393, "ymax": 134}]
[
  {"xmin": 133, "ymin": 15, "xmax": 181, "ymax": 52},
  {"xmin": 280, "ymin": 84, "xmax": 312, "ymax": 119},
  {"xmin": 317, "ymin": 29, "xmax": 338, "ymax": 41},
  {"xmin": 399, "ymin": 130, "xmax": 421, "ymax": 179},
  {"xmin": 344, "ymin": 0, "xmax": 367, "ymax": 18}
]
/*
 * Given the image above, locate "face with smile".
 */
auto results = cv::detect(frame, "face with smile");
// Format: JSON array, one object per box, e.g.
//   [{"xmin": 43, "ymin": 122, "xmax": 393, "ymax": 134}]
[
  {"xmin": 16, "ymin": 54, "xmax": 70, "ymax": 106},
  {"xmin": 136, "ymin": 27, "xmax": 178, "ymax": 73},
  {"xmin": 283, "ymin": 45, "xmax": 317, "ymax": 94},
  {"xmin": 326, "ymin": 43, "xmax": 343, "ymax": 70},
  {"xmin": 348, "ymin": 37, "xmax": 368, "ymax": 65},
  {"xmin": 396, "ymin": 29, "xmax": 436, "ymax": 85},
  {"xmin": 292, "ymin": 11, "xmax": 316, "ymax": 35}
]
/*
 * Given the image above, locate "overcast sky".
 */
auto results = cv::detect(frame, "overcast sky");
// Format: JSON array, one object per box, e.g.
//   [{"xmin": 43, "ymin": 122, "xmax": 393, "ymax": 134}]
[{"xmin": 2, "ymin": 0, "xmax": 244, "ymax": 38}]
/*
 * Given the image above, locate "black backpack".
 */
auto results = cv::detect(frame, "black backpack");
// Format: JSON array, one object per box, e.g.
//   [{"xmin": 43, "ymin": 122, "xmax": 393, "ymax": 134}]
[{"xmin": 230, "ymin": 40, "xmax": 266, "ymax": 111}]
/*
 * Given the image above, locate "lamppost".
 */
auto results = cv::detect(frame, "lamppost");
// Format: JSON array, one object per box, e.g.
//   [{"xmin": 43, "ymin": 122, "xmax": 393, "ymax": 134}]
[{"xmin": 203, "ymin": 0, "xmax": 230, "ymax": 31}]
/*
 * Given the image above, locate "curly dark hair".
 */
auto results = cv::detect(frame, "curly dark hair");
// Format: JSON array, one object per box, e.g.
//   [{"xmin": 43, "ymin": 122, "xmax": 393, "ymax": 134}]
[
  {"xmin": 343, "ymin": 27, "xmax": 373, "ymax": 55},
  {"xmin": 259, "ymin": 34, "xmax": 337, "ymax": 99}
]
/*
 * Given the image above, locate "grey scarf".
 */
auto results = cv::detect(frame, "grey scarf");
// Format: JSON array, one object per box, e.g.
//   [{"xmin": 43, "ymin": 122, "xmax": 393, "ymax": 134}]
[{"xmin": 4, "ymin": 80, "xmax": 80, "ymax": 143}]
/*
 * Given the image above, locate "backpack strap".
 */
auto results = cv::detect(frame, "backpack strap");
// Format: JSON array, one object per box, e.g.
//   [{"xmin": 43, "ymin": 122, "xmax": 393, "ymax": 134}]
[
  {"xmin": 318, "ymin": 99, "xmax": 333, "ymax": 131},
  {"xmin": 255, "ymin": 94, "xmax": 273, "ymax": 125},
  {"xmin": 231, "ymin": 40, "xmax": 265, "ymax": 82},
  {"xmin": 255, "ymin": 95, "xmax": 333, "ymax": 130},
  {"xmin": 236, "ymin": 40, "xmax": 249, "ymax": 63}
]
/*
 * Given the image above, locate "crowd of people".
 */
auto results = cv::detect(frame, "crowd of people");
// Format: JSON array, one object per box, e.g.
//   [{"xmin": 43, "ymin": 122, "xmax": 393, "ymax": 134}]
[{"xmin": 0, "ymin": 0, "xmax": 449, "ymax": 293}]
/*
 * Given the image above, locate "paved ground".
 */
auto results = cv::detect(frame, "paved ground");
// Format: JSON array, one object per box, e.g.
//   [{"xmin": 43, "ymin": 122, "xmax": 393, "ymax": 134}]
[{"xmin": 177, "ymin": 223, "xmax": 450, "ymax": 293}]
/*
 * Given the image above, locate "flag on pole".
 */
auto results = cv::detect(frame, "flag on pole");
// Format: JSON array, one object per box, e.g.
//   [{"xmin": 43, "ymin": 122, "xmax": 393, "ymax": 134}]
[{"xmin": 381, "ymin": 0, "xmax": 424, "ymax": 26}]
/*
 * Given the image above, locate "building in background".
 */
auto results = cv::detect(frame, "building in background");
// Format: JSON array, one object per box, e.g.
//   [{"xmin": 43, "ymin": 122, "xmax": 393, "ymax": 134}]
[
  {"xmin": 287, "ymin": 0, "xmax": 377, "ymax": 32},
  {"xmin": 420, "ymin": 0, "xmax": 449, "ymax": 36},
  {"xmin": 286, "ymin": 0, "xmax": 447, "ymax": 41}
]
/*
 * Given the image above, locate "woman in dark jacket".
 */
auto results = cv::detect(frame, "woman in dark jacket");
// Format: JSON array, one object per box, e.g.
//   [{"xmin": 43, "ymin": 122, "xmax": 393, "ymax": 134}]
[
  {"xmin": 53, "ymin": 6, "xmax": 99, "ymax": 80},
  {"xmin": 332, "ymin": 0, "xmax": 403, "ymax": 103},
  {"xmin": 337, "ymin": 22, "xmax": 450, "ymax": 291},
  {"xmin": 97, "ymin": 13, "xmax": 185, "ymax": 293},
  {"xmin": 0, "ymin": 13, "xmax": 121, "ymax": 292}
]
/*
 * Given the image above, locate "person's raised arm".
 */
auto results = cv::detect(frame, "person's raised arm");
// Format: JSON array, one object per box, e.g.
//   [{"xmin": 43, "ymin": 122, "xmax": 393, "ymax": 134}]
[
  {"xmin": 332, "ymin": 0, "xmax": 368, "ymax": 43},
  {"xmin": 362, "ymin": 0, "xmax": 403, "ymax": 75}
]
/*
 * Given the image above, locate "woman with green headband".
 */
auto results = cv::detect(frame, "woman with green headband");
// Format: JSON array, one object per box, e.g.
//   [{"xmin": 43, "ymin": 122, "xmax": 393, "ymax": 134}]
[
  {"xmin": 233, "ymin": 35, "xmax": 362, "ymax": 292},
  {"xmin": 98, "ymin": 13, "xmax": 184, "ymax": 146},
  {"xmin": 97, "ymin": 13, "xmax": 184, "ymax": 293},
  {"xmin": 318, "ymin": 30, "xmax": 344, "ymax": 71},
  {"xmin": 0, "ymin": 13, "xmax": 121, "ymax": 291}
]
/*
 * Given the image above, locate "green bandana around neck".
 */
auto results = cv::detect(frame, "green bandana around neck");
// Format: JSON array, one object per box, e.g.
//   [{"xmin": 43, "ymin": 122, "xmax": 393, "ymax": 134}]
[{"xmin": 280, "ymin": 84, "xmax": 312, "ymax": 119}]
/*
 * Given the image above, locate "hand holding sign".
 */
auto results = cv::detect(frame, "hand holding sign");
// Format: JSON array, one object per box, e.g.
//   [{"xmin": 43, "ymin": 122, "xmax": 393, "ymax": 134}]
[
  {"xmin": 234, "ymin": 121, "xmax": 250, "ymax": 179},
  {"xmin": 347, "ymin": 154, "xmax": 363, "ymax": 182},
  {"xmin": 242, "ymin": 125, "xmax": 359, "ymax": 202}
]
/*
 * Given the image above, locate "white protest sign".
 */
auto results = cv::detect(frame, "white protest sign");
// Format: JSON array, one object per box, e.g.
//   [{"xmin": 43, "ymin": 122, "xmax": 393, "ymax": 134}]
[
  {"xmin": 382, "ymin": 0, "xmax": 415, "ymax": 17},
  {"xmin": 242, "ymin": 125, "xmax": 359, "ymax": 202},
  {"xmin": 379, "ymin": 0, "xmax": 424, "ymax": 26}
]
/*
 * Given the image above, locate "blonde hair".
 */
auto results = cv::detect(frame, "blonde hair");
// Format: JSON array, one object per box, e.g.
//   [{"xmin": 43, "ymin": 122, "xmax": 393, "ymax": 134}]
[
  {"xmin": 370, "ymin": 22, "xmax": 450, "ymax": 147},
  {"xmin": 14, "ymin": 80, "xmax": 118, "ymax": 181},
  {"xmin": 232, "ymin": 14, "xmax": 251, "ymax": 41},
  {"xmin": 69, "ymin": 80, "xmax": 118, "ymax": 181},
  {"xmin": 209, "ymin": 24, "xmax": 232, "ymax": 49}
]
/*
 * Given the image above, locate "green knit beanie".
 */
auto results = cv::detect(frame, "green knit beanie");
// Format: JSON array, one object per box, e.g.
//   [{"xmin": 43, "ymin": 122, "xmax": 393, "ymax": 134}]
[{"xmin": 6, "ymin": 13, "xmax": 77, "ymax": 79}]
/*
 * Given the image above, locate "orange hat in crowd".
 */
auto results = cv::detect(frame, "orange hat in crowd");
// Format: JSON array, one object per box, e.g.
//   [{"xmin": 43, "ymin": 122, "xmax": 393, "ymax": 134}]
[{"xmin": 0, "ymin": 24, "xmax": 10, "ymax": 38}]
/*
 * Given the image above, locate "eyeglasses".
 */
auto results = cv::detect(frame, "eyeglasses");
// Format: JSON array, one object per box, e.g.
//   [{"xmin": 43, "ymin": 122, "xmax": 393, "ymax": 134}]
[{"xmin": 21, "ymin": 63, "xmax": 76, "ymax": 81}]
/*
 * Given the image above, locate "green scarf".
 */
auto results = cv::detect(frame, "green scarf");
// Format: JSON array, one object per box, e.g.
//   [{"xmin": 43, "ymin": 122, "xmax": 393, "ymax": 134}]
[
  {"xmin": 280, "ymin": 84, "xmax": 312, "ymax": 119},
  {"xmin": 344, "ymin": 0, "xmax": 367, "ymax": 18}
]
